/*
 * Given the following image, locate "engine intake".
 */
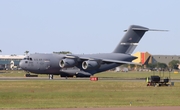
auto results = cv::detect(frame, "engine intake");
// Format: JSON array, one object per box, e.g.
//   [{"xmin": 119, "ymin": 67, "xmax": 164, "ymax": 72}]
[
  {"xmin": 82, "ymin": 60, "xmax": 100, "ymax": 70},
  {"xmin": 59, "ymin": 58, "xmax": 77, "ymax": 68}
]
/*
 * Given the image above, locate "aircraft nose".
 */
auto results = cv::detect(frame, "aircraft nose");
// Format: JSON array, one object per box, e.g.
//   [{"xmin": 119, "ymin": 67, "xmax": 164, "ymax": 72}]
[{"xmin": 19, "ymin": 61, "xmax": 24, "ymax": 69}]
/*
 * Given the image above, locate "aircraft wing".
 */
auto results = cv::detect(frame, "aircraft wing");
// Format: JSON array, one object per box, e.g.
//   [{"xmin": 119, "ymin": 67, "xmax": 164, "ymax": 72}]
[
  {"xmin": 77, "ymin": 56, "xmax": 141, "ymax": 65},
  {"xmin": 63, "ymin": 55, "xmax": 141, "ymax": 65}
]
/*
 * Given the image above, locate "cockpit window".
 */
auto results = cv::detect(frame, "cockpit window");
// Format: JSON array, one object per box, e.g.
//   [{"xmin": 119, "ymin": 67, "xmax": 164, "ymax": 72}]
[{"xmin": 23, "ymin": 57, "xmax": 32, "ymax": 61}]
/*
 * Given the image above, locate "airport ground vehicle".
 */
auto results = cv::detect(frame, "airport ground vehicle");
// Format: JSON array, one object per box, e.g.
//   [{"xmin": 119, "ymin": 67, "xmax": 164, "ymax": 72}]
[{"xmin": 146, "ymin": 75, "xmax": 170, "ymax": 87}]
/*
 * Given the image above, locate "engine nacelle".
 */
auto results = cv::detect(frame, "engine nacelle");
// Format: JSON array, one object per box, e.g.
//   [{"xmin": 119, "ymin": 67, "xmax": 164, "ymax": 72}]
[
  {"xmin": 59, "ymin": 58, "xmax": 77, "ymax": 68},
  {"xmin": 82, "ymin": 60, "xmax": 100, "ymax": 70}
]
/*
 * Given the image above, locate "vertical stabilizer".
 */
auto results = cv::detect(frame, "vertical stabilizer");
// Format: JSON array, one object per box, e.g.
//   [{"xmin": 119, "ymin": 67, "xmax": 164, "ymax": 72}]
[{"xmin": 113, "ymin": 25, "xmax": 149, "ymax": 54}]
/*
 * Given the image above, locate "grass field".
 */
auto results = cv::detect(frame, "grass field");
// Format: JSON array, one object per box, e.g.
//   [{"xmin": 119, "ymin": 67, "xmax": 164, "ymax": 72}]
[
  {"xmin": 0, "ymin": 80, "xmax": 180, "ymax": 108},
  {"xmin": 0, "ymin": 70, "xmax": 180, "ymax": 108}
]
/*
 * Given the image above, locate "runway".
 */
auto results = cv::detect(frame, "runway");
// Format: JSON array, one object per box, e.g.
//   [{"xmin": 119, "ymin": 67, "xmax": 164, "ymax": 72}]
[
  {"xmin": 0, "ymin": 77, "xmax": 142, "ymax": 81},
  {"xmin": 0, "ymin": 76, "xmax": 180, "ymax": 82}
]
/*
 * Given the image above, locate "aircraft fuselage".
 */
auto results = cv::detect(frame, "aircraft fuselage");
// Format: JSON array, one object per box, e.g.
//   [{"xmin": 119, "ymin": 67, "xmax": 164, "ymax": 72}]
[{"xmin": 19, "ymin": 53, "xmax": 136, "ymax": 76}]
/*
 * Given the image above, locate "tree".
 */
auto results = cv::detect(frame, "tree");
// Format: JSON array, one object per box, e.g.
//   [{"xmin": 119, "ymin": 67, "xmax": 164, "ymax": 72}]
[
  {"xmin": 24, "ymin": 51, "xmax": 29, "ymax": 55},
  {"xmin": 146, "ymin": 62, "xmax": 168, "ymax": 71},
  {"xmin": 135, "ymin": 64, "xmax": 143, "ymax": 71},
  {"xmin": 129, "ymin": 64, "xmax": 136, "ymax": 70},
  {"xmin": 157, "ymin": 62, "xmax": 167, "ymax": 68},
  {"xmin": 53, "ymin": 51, "xmax": 72, "ymax": 54},
  {"xmin": 157, "ymin": 62, "xmax": 168, "ymax": 71},
  {"xmin": 169, "ymin": 60, "xmax": 180, "ymax": 70},
  {"xmin": 146, "ymin": 63, "xmax": 157, "ymax": 70},
  {"xmin": 122, "ymin": 64, "xmax": 129, "ymax": 68}
]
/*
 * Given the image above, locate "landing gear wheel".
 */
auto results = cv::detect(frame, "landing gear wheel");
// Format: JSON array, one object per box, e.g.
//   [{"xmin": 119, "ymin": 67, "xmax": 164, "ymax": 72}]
[{"xmin": 49, "ymin": 74, "xmax": 53, "ymax": 80}]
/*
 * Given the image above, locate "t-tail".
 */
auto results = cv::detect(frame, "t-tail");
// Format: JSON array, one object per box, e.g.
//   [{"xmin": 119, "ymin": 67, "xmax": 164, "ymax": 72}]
[{"xmin": 113, "ymin": 25, "xmax": 167, "ymax": 54}]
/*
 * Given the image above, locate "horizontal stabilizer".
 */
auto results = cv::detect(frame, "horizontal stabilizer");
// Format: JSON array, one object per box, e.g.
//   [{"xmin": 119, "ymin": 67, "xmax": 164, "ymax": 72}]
[
  {"xmin": 124, "ymin": 28, "xmax": 168, "ymax": 32},
  {"xmin": 148, "ymin": 29, "xmax": 168, "ymax": 31}
]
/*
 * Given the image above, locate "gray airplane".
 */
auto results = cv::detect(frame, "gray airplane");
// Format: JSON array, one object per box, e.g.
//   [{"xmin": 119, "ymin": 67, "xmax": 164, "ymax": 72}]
[{"xmin": 19, "ymin": 25, "xmax": 165, "ymax": 79}]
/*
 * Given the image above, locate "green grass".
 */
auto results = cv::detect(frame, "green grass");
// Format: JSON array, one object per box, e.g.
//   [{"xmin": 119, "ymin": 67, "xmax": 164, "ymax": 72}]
[
  {"xmin": 0, "ymin": 70, "xmax": 180, "ymax": 108},
  {"xmin": 96, "ymin": 71, "xmax": 180, "ymax": 79},
  {"xmin": 0, "ymin": 80, "xmax": 180, "ymax": 108},
  {"xmin": 0, "ymin": 70, "xmax": 58, "ymax": 78}
]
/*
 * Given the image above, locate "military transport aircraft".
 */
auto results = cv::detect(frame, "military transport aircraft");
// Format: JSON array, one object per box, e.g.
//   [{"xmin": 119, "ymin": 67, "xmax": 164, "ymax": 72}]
[{"xmin": 19, "ymin": 25, "xmax": 166, "ymax": 79}]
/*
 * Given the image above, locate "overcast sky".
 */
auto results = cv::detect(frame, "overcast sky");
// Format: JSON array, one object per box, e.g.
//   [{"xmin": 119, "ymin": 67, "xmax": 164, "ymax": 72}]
[{"xmin": 0, "ymin": 0, "xmax": 179, "ymax": 55}]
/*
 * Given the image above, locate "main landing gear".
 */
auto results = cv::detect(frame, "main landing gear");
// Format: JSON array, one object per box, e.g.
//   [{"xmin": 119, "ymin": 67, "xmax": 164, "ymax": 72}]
[{"xmin": 49, "ymin": 74, "xmax": 54, "ymax": 80}]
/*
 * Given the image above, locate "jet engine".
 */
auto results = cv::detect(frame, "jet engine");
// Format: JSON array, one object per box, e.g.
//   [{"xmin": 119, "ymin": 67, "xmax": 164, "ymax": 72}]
[
  {"xmin": 59, "ymin": 58, "xmax": 77, "ymax": 68},
  {"xmin": 82, "ymin": 60, "xmax": 100, "ymax": 70}
]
